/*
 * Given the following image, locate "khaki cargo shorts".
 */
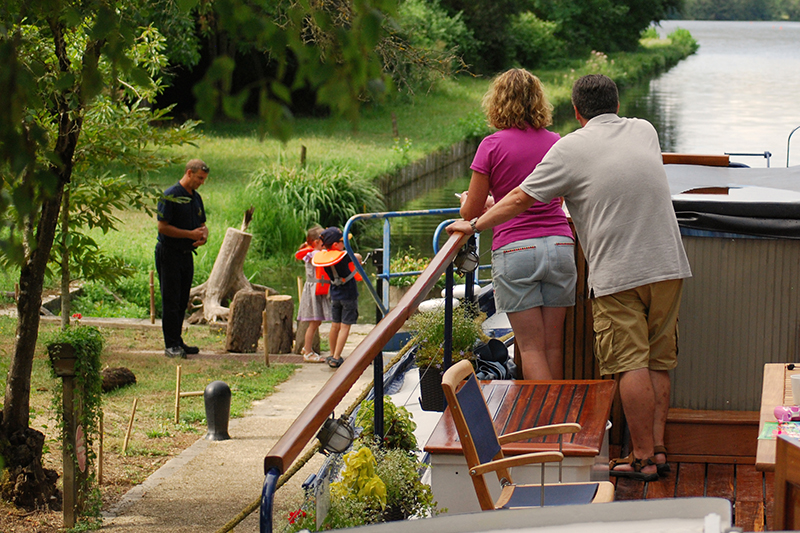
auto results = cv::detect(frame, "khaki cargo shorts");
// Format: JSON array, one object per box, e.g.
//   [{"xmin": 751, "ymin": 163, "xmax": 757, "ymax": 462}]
[{"xmin": 592, "ymin": 279, "xmax": 684, "ymax": 376}]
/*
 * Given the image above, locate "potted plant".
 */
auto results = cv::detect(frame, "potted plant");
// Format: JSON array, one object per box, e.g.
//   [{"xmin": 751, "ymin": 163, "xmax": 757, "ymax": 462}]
[
  {"xmin": 355, "ymin": 397, "xmax": 418, "ymax": 452},
  {"xmin": 388, "ymin": 250, "xmax": 465, "ymax": 307},
  {"xmin": 406, "ymin": 303, "xmax": 485, "ymax": 411}
]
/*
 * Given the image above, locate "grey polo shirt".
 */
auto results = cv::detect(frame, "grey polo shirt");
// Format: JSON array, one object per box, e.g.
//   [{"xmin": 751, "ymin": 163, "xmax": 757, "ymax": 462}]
[{"xmin": 520, "ymin": 113, "xmax": 691, "ymax": 297}]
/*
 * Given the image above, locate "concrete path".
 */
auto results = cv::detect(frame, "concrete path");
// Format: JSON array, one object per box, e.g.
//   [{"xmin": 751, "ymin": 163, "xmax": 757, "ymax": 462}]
[{"xmin": 101, "ymin": 323, "xmax": 375, "ymax": 532}]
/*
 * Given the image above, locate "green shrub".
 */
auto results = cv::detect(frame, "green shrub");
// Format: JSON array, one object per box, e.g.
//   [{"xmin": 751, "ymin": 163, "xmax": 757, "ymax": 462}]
[
  {"xmin": 641, "ymin": 26, "xmax": 659, "ymax": 40},
  {"xmin": 398, "ymin": 0, "xmax": 479, "ymax": 62},
  {"xmin": 668, "ymin": 28, "xmax": 699, "ymax": 54},
  {"xmin": 72, "ymin": 281, "xmax": 150, "ymax": 319},
  {"xmin": 508, "ymin": 12, "xmax": 564, "ymax": 69}
]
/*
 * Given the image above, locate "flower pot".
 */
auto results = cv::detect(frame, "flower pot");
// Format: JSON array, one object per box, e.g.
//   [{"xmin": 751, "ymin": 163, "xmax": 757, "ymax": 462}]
[
  {"xmin": 418, "ymin": 367, "xmax": 445, "ymax": 412},
  {"xmin": 48, "ymin": 342, "xmax": 78, "ymax": 377}
]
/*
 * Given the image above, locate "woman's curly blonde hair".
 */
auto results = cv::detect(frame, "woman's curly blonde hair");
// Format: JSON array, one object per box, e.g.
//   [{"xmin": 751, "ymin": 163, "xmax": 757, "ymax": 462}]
[{"xmin": 482, "ymin": 68, "xmax": 553, "ymax": 130}]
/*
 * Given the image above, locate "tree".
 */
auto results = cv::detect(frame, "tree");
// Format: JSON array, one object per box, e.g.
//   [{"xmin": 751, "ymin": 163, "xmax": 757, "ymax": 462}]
[
  {"xmin": 0, "ymin": 0, "xmax": 395, "ymax": 508},
  {"xmin": 530, "ymin": 0, "xmax": 683, "ymax": 55}
]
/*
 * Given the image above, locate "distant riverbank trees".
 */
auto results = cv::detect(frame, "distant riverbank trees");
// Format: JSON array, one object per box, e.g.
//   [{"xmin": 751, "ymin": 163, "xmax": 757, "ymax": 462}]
[
  {"xmin": 678, "ymin": 0, "xmax": 800, "ymax": 20},
  {"xmin": 437, "ymin": 0, "xmax": 682, "ymax": 72}
]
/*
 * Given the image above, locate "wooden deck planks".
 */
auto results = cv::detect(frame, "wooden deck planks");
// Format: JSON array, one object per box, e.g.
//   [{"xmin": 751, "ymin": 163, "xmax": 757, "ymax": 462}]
[
  {"xmin": 764, "ymin": 471, "xmax": 775, "ymax": 532},
  {"xmin": 736, "ymin": 464, "xmax": 767, "ymax": 532},
  {"xmin": 706, "ymin": 463, "xmax": 735, "ymax": 502},
  {"xmin": 676, "ymin": 463, "xmax": 706, "ymax": 498},
  {"xmin": 612, "ymin": 460, "xmax": 770, "ymax": 532}
]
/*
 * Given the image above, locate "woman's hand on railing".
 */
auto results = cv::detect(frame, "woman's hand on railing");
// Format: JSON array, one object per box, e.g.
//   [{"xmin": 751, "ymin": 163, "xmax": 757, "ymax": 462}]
[{"xmin": 446, "ymin": 219, "xmax": 473, "ymax": 236}]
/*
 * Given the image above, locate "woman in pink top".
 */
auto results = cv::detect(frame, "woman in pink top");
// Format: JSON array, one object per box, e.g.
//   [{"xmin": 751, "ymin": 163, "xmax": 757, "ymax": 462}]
[{"xmin": 460, "ymin": 68, "xmax": 576, "ymax": 380}]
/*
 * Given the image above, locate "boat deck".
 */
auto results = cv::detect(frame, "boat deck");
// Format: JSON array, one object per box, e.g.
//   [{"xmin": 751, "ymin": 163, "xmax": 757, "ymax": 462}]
[{"xmin": 610, "ymin": 446, "xmax": 773, "ymax": 532}]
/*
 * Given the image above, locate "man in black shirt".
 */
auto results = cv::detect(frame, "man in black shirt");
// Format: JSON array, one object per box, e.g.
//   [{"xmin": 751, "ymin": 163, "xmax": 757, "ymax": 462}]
[{"xmin": 155, "ymin": 159, "xmax": 209, "ymax": 358}]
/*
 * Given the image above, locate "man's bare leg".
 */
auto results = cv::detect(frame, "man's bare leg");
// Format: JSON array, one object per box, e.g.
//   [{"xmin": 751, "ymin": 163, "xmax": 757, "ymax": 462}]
[
  {"xmin": 615, "ymin": 367, "xmax": 657, "ymax": 476},
  {"xmin": 650, "ymin": 368, "xmax": 671, "ymax": 467}
]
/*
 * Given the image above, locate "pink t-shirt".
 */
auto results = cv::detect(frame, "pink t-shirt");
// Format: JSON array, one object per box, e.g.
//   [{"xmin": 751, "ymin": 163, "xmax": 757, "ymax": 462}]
[{"xmin": 471, "ymin": 127, "xmax": 572, "ymax": 250}]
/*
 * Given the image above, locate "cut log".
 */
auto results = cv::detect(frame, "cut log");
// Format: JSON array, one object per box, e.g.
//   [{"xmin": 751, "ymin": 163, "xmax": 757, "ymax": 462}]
[
  {"xmin": 188, "ymin": 227, "xmax": 276, "ymax": 324},
  {"xmin": 266, "ymin": 295, "xmax": 294, "ymax": 354},
  {"xmin": 226, "ymin": 289, "xmax": 267, "ymax": 353},
  {"xmin": 294, "ymin": 321, "xmax": 321, "ymax": 354}
]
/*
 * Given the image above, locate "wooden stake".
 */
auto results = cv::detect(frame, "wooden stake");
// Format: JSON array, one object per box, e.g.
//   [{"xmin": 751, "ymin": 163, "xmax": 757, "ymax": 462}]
[
  {"xmin": 149, "ymin": 270, "xmax": 155, "ymax": 324},
  {"xmin": 300, "ymin": 145, "xmax": 307, "ymax": 168},
  {"xmin": 392, "ymin": 112, "xmax": 399, "ymax": 138},
  {"xmin": 98, "ymin": 411, "xmax": 104, "ymax": 485},
  {"xmin": 174, "ymin": 365, "xmax": 182, "ymax": 424},
  {"xmin": 263, "ymin": 309, "xmax": 270, "ymax": 367},
  {"xmin": 62, "ymin": 375, "xmax": 76, "ymax": 528},
  {"xmin": 122, "ymin": 398, "xmax": 138, "ymax": 455}
]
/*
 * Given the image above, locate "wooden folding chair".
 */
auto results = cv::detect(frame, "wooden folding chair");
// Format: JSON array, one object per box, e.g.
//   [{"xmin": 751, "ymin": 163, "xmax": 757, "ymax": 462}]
[{"xmin": 441, "ymin": 360, "xmax": 615, "ymax": 510}]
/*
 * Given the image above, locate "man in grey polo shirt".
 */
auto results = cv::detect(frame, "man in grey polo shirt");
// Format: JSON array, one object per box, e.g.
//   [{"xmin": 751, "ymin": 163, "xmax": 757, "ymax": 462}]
[{"xmin": 448, "ymin": 74, "xmax": 691, "ymax": 481}]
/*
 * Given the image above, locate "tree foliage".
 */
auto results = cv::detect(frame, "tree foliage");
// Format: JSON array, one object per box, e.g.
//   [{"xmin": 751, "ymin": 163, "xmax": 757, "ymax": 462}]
[
  {"xmin": 0, "ymin": 0, "xmax": 397, "ymax": 511},
  {"xmin": 436, "ymin": 0, "xmax": 683, "ymax": 72},
  {"xmin": 529, "ymin": 0, "xmax": 684, "ymax": 56}
]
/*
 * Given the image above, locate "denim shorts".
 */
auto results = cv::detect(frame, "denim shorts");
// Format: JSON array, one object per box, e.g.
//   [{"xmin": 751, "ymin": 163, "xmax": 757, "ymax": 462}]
[
  {"xmin": 331, "ymin": 299, "xmax": 359, "ymax": 325},
  {"xmin": 491, "ymin": 236, "xmax": 577, "ymax": 313}
]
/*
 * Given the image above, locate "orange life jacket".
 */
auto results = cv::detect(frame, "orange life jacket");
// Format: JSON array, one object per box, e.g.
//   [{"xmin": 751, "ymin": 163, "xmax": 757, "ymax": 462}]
[{"xmin": 311, "ymin": 250, "xmax": 362, "ymax": 291}]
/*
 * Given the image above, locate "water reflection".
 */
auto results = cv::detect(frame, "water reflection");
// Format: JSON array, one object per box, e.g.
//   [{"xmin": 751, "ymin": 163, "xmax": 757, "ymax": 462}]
[{"xmin": 641, "ymin": 20, "xmax": 800, "ymax": 168}]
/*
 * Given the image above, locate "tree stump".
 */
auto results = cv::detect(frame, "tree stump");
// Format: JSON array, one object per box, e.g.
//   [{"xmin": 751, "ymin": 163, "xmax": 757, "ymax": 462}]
[
  {"xmin": 294, "ymin": 321, "xmax": 321, "ymax": 354},
  {"xmin": 188, "ymin": 227, "xmax": 276, "ymax": 324},
  {"xmin": 226, "ymin": 290, "xmax": 267, "ymax": 353},
  {"xmin": 265, "ymin": 295, "xmax": 294, "ymax": 354}
]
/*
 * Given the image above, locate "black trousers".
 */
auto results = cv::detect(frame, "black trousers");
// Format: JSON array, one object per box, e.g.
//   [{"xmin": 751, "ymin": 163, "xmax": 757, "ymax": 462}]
[{"xmin": 155, "ymin": 243, "xmax": 194, "ymax": 349}]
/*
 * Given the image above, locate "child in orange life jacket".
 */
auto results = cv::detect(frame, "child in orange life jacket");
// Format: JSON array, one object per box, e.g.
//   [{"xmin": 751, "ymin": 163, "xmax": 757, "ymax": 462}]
[
  {"xmin": 295, "ymin": 225, "xmax": 331, "ymax": 363},
  {"xmin": 314, "ymin": 227, "xmax": 362, "ymax": 368}
]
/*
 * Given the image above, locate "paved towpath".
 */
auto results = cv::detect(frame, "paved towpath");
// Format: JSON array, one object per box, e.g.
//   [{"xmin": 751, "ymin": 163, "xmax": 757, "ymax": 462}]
[{"xmin": 100, "ymin": 322, "xmax": 374, "ymax": 532}]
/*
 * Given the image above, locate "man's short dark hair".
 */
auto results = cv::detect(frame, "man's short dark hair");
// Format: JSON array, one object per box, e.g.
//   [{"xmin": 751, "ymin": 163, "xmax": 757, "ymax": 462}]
[{"xmin": 571, "ymin": 75, "xmax": 619, "ymax": 121}]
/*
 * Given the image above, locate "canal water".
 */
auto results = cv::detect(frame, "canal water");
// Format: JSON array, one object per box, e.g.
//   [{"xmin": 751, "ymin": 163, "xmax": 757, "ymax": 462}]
[{"xmin": 393, "ymin": 19, "xmax": 800, "ymax": 259}]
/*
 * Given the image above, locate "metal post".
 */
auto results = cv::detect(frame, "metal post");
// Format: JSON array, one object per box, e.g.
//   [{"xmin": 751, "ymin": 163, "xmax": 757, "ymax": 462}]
[
  {"xmin": 372, "ymin": 248, "xmax": 384, "ymax": 323},
  {"xmin": 444, "ymin": 263, "xmax": 454, "ymax": 370},
  {"xmin": 382, "ymin": 218, "xmax": 391, "ymax": 311},
  {"xmin": 789, "ymin": 125, "xmax": 800, "ymax": 167},
  {"xmin": 465, "ymin": 235, "xmax": 477, "ymax": 304},
  {"xmin": 204, "ymin": 381, "xmax": 232, "ymax": 441},
  {"xmin": 260, "ymin": 467, "xmax": 281, "ymax": 533},
  {"xmin": 374, "ymin": 351, "xmax": 384, "ymax": 444}
]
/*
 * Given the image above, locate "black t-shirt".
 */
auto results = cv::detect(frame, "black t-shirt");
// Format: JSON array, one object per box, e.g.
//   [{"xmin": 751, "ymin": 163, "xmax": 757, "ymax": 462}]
[{"xmin": 157, "ymin": 182, "xmax": 206, "ymax": 251}]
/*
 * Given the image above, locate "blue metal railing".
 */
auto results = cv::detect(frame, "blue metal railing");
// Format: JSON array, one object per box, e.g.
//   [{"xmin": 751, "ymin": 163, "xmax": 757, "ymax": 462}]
[{"xmin": 342, "ymin": 208, "xmax": 465, "ymax": 317}]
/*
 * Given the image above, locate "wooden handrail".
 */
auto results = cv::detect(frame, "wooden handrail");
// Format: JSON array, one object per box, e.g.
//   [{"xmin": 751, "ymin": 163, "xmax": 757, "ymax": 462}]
[
  {"xmin": 662, "ymin": 153, "xmax": 730, "ymax": 167},
  {"xmin": 263, "ymin": 231, "xmax": 470, "ymax": 474}
]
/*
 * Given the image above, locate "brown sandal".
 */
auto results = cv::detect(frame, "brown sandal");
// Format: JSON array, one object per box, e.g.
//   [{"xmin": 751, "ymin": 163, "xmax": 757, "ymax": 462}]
[
  {"xmin": 654, "ymin": 445, "xmax": 670, "ymax": 475},
  {"xmin": 609, "ymin": 453, "xmax": 659, "ymax": 481}
]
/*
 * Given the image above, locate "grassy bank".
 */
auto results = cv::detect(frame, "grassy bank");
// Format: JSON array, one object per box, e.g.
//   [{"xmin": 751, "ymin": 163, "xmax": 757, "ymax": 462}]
[
  {"xmin": 0, "ymin": 31, "xmax": 697, "ymax": 318},
  {"xmin": 0, "ymin": 315, "xmax": 297, "ymax": 513}
]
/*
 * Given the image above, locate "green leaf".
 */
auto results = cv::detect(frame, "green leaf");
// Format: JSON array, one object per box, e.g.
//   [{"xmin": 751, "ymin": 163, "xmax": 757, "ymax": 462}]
[{"xmin": 176, "ymin": 0, "xmax": 199, "ymax": 12}]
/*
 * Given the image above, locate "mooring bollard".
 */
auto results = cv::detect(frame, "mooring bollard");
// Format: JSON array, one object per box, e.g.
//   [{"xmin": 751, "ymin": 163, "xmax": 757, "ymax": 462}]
[{"xmin": 204, "ymin": 380, "xmax": 231, "ymax": 440}]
